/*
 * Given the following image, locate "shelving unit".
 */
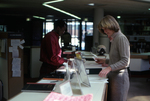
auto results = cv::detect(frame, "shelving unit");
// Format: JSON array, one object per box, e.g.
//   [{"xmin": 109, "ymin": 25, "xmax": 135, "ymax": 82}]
[
  {"xmin": 123, "ymin": 19, "xmax": 150, "ymax": 36},
  {"xmin": 127, "ymin": 35, "xmax": 150, "ymax": 53},
  {"xmin": 120, "ymin": 17, "xmax": 150, "ymax": 53}
]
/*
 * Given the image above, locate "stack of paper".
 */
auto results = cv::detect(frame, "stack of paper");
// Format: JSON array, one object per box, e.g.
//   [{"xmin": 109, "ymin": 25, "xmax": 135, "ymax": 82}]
[{"xmin": 43, "ymin": 92, "xmax": 93, "ymax": 101}]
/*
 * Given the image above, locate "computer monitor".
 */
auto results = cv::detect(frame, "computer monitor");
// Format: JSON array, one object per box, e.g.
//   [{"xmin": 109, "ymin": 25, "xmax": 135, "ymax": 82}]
[{"xmin": 74, "ymin": 57, "xmax": 91, "ymax": 87}]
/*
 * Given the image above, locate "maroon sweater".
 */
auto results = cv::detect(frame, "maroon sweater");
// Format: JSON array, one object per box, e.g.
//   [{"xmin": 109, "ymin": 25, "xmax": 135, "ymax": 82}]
[{"xmin": 40, "ymin": 30, "xmax": 67, "ymax": 74}]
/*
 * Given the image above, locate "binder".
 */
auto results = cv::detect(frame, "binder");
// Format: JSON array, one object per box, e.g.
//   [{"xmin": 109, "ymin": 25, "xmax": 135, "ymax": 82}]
[
  {"xmin": 43, "ymin": 78, "xmax": 64, "ymax": 81},
  {"xmin": 86, "ymin": 68, "xmax": 102, "ymax": 74},
  {"xmin": 21, "ymin": 82, "xmax": 56, "ymax": 93}
]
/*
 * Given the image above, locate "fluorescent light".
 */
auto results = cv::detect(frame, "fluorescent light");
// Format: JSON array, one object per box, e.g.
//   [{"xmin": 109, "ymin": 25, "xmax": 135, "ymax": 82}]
[
  {"xmin": 33, "ymin": 16, "xmax": 39, "ymax": 19},
  {"xmin": 46, "ymin": 19, "xmax": 53, "ymax": 21},
  {"xmin": 43, "ymin": 0, "xmax": 64, "ymax": 4},
  {"xmin": 88, "ymin": 3, "xmax": 94, "ymax": 6},
  {"xmin": 39, "ymin": 17, "xmax": 45, "ymax": 20},
  {"xmin": 43, "ymin": 0, "xmax": 81, "ymax": 20},
  {"xmin": 148, "ymin": 8, "xmax": 150, "ymax": 10},
  {"xmin": 33, "ymin": 16, "xmax": 45, "ymax": 20}
]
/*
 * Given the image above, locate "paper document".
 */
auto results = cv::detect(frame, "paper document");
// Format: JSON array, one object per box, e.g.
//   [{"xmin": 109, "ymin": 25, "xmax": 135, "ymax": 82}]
[
  {"xmin": 59, "ymin": 80, "xmax": 73, "ymax": 96},
  {"xmin": 12, "ymin": 70, "xmax": 21, "ymax": 77},
  {"xmin": 43, "ymin": 92, "xmax": 93, "ymax": 101}
]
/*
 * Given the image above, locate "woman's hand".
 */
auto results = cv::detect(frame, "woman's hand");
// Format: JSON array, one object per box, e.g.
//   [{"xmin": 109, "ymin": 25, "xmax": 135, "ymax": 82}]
[
  {"xmin": 102, "ymin": 63, "xmax": 108, "ymax": 67},
  {"xmin": 95, "ymin": 58, "xmax": 106, "ymax": 64},
  {"xmin": 99, "ymin": 66, "xmax": 111, "ymax": 77}
]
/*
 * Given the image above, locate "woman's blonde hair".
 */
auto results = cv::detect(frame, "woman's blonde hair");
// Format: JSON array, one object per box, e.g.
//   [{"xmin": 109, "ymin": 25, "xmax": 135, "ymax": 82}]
[{"xmin": 98, "ymin": 15, "xmax": 120, "ymax": 35}]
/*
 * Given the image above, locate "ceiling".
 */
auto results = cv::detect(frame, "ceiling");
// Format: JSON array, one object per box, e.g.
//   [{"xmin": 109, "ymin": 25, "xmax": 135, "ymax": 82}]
[{"xmin": 0, "ymin": 0, "xmax": 150, "ymax": 21}]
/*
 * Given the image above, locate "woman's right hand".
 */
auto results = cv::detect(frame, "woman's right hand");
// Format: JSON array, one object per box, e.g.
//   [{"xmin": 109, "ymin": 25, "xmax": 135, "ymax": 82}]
[{"xmin": 95, "ymin": 58, "xmax": 106, "ymax": 64}]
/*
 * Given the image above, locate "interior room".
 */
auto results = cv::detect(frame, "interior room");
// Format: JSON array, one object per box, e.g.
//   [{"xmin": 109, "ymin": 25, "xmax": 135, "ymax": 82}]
[{"xmin": 0, "ymin": 0, "xmax": 150, "ymax": 101}]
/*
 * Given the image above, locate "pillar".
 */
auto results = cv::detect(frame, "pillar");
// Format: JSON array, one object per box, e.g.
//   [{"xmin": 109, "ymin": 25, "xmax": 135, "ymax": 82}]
[{"xmin": 93, "ymin": 8, "xmax": 110, "ymax": 53}]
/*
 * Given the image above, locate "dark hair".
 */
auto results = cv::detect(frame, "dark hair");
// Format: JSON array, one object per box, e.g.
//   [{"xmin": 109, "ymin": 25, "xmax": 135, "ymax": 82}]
[{"xmin": 54, "ymin": 19, "xmax": 66, "ymax": 29}]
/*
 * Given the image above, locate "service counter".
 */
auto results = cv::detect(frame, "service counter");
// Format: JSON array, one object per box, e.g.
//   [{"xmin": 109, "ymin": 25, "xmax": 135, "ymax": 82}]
[
  {"xmin": 130, "ymin": 52, "xmax": 150, "ymax": 71},
  {"xmin": 8, "ymin": 53, "xmax": 108, "ymax": 101},
  {"xmin": 8, "ymin": 75, "xmax": 108, "ymax": 101},
  {"xmin": 130, "ymin": 52, "xmax": 150, "ymax": 59}
]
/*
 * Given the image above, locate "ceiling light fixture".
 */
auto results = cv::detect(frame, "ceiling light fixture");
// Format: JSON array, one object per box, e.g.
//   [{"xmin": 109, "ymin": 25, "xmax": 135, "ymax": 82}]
[
  {"xmin": 33, "ymin": 16, "xmax": 45, "ymax": 20},
  {"xmin": 117, "ymin": 16, "xmax": 121, "ymax": 19},
  {"xmin": 43, "ymin": 0, "xmax": 81, "ymax": 20},
  {"xmin": 26, "ymin": 18, "xmax": 31, "ymax": 21},
  {"xmin": 47, "ymin": 15, "xmax": 54, "ymax": 17},
  {"xmin": 84, "ymin": 18, "xmax": 88, "ymax": 21},
  {"xmin": 88, "ymin": 3, "xmax": 95, "ymax": 6},
  {"xmin": 148, "ymin": 8, "xmax": 150, "ymax": 10}
]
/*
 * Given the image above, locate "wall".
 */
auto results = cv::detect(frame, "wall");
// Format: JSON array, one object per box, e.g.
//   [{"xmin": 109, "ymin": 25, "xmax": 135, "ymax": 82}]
[
  {"xmin": 30, "ymin": 47, "xmax": 42, "ymax": 78},
  {"xmin": 0, "ymin": 15, "xmax": 44, "ymax": 78},
  {"xmin": 0, "ymin": 56, "xmax": 8, "ymax": 99}
]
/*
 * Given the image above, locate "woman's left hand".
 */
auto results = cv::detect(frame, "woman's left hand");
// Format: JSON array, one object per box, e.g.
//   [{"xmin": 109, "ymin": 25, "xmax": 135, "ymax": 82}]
[
  {"xmin": 99, "ymin": 66, "xmax": 112, "ymax": 77},
  {"xmin": 102, "ymin": 63, "xmax": 108, "ymax": 67}
]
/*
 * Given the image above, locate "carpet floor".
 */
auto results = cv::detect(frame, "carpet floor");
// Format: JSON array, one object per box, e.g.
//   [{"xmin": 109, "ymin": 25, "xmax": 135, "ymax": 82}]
[{"xmin": 127, "ymin": 71, "xmax": 150, "ymax": 101}]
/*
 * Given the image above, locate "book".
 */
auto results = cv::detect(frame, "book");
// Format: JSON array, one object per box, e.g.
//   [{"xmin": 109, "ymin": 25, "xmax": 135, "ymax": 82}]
[
  {"xmin": 21, "ymin": 82, "xmax": 56, "ymax": 93},
  {"xmin": 43, "ymin": 78, "xmax": 64, "ymax": 81},
  {"xmin": 86, "ymin": 68, "xmax": 102, "ymax": 74},
  {"xmin": 43, "ymin": 92, "xmax": 93, "ymax": 101}
]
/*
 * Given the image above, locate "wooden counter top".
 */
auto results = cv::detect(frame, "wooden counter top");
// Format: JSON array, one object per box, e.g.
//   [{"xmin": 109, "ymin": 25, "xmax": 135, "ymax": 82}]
[{"xmin": 130, "ymin": 53, "xmax": 150, "ymax": 59}]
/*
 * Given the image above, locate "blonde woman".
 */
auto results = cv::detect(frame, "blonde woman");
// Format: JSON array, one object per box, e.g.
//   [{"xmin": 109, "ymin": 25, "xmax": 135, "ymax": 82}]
[{"xmin": 96, "ymin": 15, "xmax": 130, "ymax": 101}]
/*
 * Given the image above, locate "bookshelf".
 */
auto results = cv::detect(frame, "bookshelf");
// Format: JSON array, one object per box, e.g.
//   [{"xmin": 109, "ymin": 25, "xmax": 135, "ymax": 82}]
[{"xmin": 119, "ymin": 17, "xmax": 150, "ymax": 53}]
